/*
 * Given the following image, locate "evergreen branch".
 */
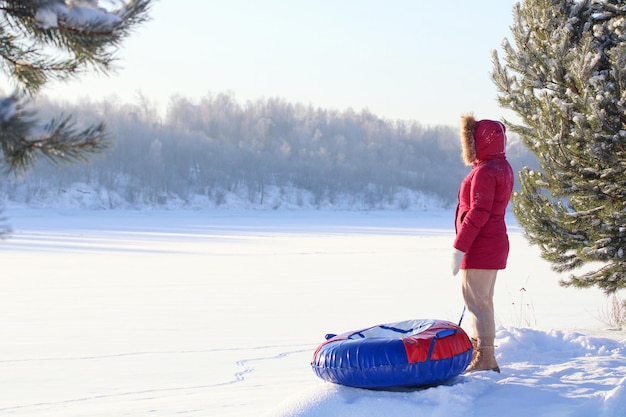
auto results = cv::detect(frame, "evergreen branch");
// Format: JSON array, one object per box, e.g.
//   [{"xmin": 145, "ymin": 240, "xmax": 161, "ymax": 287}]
[
  {"xmin": 0, "ymin": 0, "xmax": 153, "ymax": 93},
  {"xmin": 0, "ymin": 95, "xmax": 110, "ymax": 174}
]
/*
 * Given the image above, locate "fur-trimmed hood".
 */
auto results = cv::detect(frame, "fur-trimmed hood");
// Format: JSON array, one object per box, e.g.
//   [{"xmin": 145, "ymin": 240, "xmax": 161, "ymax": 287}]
[{"xmin": 460, "ymin": 114, "xmax": 507, "ymax": 166}]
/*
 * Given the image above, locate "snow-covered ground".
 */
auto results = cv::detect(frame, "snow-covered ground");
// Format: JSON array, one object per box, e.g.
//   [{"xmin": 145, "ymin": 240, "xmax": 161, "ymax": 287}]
[{"xmin": 0, "ymin": 207, "xmax": 624, "ymax": 417}]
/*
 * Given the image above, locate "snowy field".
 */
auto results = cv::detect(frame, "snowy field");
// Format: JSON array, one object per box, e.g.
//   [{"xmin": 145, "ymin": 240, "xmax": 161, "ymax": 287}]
[{"xmin": 0, "ymin": 207, "xmax": 625, "ymax": 417}]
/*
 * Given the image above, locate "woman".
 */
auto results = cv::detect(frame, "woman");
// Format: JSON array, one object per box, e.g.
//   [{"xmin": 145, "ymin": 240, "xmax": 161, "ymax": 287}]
[{"xmin": 451, "ymin": 114, "xmax": 514, "ymax": 373}]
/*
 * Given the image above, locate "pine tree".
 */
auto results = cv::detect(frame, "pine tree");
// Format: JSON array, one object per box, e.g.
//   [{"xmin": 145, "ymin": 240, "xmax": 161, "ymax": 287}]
[
  {"xmin": 492, "ymin": 0, "xmax": 626, "ymax": 293},
  {"xmin": 0, "ymin": 0, "xmax": 152, "ymax": 173}
]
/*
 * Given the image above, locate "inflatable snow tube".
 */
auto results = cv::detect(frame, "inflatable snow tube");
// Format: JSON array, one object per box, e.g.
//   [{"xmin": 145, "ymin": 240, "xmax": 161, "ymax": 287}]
[{"xmin": 311, "ymin": 319, "xmax": 473, "ymax": 389}]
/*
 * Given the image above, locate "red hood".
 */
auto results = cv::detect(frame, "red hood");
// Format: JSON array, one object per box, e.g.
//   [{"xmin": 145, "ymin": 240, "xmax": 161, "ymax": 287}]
[{"xmin": 460, "ymin": 115, "xmax": 507, "ymax": 165}]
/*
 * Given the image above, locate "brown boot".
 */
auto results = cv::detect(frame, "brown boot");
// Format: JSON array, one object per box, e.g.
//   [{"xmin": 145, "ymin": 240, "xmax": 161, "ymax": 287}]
[
  {"xmin": 470, "ymin": 337, "xmax": 479, "ymax": 362},
  {"xmin": 465, "ymin": 345, "xmax": 500, "ymax": 373}
]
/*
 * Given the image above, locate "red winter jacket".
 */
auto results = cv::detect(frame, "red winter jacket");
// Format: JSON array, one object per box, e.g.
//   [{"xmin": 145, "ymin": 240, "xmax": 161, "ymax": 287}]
[{"xmin": 453, "ymin": 116, "xmax": 514, "ymax": 270}]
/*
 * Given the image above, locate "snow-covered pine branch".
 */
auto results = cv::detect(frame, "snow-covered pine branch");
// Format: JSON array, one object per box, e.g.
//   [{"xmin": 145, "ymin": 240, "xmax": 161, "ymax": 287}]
[
  {"xmin": 34, "ymin": 2, "xmax": 123, "ymax": 32},
  {"xmin": 0, "ymin": 0, "xmax": 153, "ymax": 210}
]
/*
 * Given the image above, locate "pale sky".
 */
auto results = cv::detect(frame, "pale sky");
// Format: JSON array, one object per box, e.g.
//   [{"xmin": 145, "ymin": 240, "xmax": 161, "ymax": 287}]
[{"xmin": 23, "ymin": 1, "xmax": 521, "ymax": 126}]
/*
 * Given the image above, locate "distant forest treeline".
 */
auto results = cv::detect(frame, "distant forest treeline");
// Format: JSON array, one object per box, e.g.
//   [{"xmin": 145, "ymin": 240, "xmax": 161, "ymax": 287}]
[{"xmin": 1, "ymin": 92, "xmax": 537, "ymax": 209}]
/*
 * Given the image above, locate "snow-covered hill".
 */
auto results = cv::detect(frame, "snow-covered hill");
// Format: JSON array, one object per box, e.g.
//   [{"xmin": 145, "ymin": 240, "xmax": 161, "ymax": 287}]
[{"xmin": 2, "ymin": 181, "xmax": 447, "ymax": 211}]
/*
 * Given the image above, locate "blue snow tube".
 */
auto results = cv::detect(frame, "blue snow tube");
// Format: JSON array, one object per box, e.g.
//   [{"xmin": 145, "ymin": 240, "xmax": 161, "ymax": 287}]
[{"xmin": 311, "ymin": 319, "xmax": 473, "ymax": 389}]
